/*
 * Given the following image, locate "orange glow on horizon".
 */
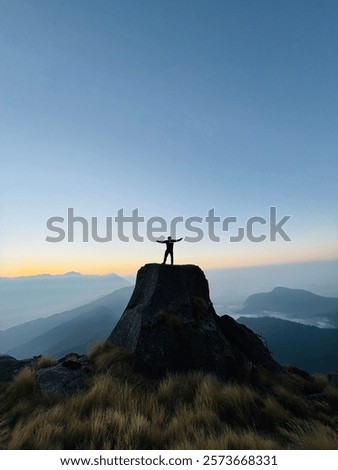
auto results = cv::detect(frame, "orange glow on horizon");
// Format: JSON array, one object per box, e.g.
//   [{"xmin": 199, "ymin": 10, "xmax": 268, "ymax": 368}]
[{"xmin": 2, "ymin": 251, "xmax": 336, "ymax": 278}]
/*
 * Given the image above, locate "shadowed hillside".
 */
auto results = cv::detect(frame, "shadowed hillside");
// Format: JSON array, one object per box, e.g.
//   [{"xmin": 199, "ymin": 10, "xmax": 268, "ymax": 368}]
[{"xmin": 238, "ymin": 316, "xmax": 338, "ymax": 374}]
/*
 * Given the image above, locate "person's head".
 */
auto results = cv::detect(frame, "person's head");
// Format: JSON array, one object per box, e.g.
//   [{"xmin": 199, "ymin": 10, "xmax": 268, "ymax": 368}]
[{"xmin": 168, "ymin": 236, "xmax": 172, "ymax": 240}]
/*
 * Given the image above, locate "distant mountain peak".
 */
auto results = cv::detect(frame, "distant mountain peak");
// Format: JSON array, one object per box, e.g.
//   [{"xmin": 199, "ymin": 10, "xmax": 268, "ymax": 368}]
[
  {"xmin": 239, "ymin": 286, "xmax": 338, "ymax": 320},
  {"xmin": 271, "ymin": 286, "xmax": 317, "ymax": 295},
  {"xmin": 272, "ymin": 286, "xmax": 292, "ymax": 292}
]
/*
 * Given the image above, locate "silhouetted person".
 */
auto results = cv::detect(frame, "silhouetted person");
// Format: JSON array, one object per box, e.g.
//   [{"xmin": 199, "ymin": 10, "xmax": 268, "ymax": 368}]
[{"xmin": 157, "ymin": 236, "xmax": 183, "ymax": 265}]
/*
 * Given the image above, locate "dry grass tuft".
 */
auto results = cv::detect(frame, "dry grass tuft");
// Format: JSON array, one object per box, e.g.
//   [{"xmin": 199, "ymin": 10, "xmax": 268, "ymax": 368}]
[
  {"xmin": 279, "ymin": 419, "xmax": 338, "ymax": 450},
  {"xmin": 88, "ymin": 341, "xmax": 134, "ymax": 379},
  {"xmin": 324, "ymin": 385, "xmax": 338, "ymax": 412},
  {"xmin": 34, "ymin": 356, "xmax": 58, "ymax": 370},
  {"xmin": 11, "ymin": 368, "xmax": 37, "ymax": 398}
]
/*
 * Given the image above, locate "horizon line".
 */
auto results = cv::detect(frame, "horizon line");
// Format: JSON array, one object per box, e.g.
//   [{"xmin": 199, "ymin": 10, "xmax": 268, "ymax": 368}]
[{"xmin": 1, "ymin": 256, "xmax": 337, "ymax": 279}]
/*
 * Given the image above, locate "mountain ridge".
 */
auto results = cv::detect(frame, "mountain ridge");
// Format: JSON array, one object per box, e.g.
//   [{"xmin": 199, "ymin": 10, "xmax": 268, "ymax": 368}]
[
  {"xmin": 1, "ymin": 286, "xmax": 133, "ymax": 358},
  {"xmin": 0, "ymin": 272, "xmax": 131, "ymax": 330},
  {"xmin": 238, "ymin": 286, "xmax": 338, "ymax": 326}
]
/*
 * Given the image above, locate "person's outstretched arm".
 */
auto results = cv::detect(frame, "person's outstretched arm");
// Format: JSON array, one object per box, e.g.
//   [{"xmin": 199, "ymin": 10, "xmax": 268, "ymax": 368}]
[
  {"xmin": 156, "ymin": 240, "xmax": 166, "ymax": 243},
  {"xmin": 173, "ymin": 238, "xmax": 183, "ymax": 242}
]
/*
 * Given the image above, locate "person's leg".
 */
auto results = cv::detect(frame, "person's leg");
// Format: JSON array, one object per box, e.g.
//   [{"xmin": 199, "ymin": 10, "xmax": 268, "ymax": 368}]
[
  {"xmin": 170, "ymin": 252, "xmax": 173, "ymax": 265},
  {"xmin": 162, "ymin": 250, "xmax": 168, "ymax": 264}
]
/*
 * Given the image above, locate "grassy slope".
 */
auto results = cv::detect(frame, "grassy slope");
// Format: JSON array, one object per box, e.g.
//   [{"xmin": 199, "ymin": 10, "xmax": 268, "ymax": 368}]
[{"xmin": 0, "ymin": 343, "xmax": 337, "ymax": 450}]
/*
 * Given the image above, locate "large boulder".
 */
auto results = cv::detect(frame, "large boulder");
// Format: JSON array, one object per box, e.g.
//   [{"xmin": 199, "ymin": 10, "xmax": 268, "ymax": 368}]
[
  {"xmin": 0, "ymin": 355, "xmax": 24, "ymax": 382},
  {"xmin": 36, "ymin": 354, "xmax": 90, "ymax": 395},
  {"xmin": 108, "ymin": 264, "xmax": 279, "ymax": 379},
  {"xmin": 216, "ymin": 314, "xmax": 280, "ymax": 372}
]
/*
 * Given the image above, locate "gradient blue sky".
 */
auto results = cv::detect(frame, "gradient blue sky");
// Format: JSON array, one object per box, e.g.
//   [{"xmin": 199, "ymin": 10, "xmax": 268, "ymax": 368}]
[{"xmin": 1, "ymin": 0, "xmax": 337, "ymax": 276}]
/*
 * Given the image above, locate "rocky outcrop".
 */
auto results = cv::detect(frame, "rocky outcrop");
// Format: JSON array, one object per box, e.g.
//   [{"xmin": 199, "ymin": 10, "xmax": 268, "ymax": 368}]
[
  {"xmin": 0, "ymin": 355, "xmax": 43, "ymax": 383},
  {"xmin": 0, "ymin": 353, "xmax": 91, "ymax": 395},
  {"xmin": 36, "ymin": 354, "xmax": 91, "ymax": 395},
  {"xmin": 108, "ymin": 264, "xmax": 279, "ymax": 379},
  {"xmin": 0, "ymin": 355, "xmax": 24, "ymax": 382},
  {"xmin": 216, "ymin": 314, "xmax": 280, "ymax": 372}
]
